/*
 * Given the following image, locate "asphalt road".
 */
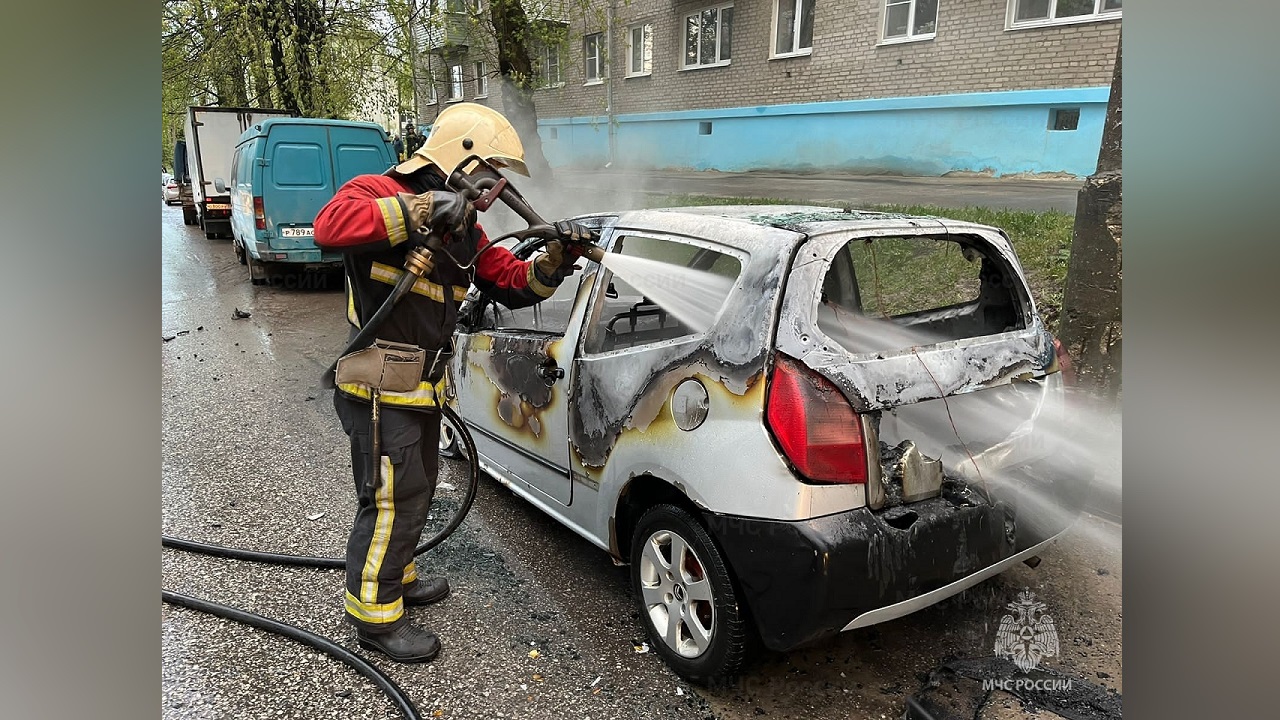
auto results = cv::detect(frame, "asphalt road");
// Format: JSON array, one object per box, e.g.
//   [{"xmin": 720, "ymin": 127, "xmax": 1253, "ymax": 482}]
[{"xmin": 161, "ymin": 201, "xmax": 1120, "ymax": 720}]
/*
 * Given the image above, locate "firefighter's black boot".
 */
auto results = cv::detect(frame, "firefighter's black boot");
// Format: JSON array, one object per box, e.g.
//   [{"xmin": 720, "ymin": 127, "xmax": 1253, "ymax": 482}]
[
  {"xmin": 403, "ymin": 576, "xmax": 451, "ymax": 606},
  {"xmin": 356, "ymin": 621, "xmax": 441, "ymax": 663}
]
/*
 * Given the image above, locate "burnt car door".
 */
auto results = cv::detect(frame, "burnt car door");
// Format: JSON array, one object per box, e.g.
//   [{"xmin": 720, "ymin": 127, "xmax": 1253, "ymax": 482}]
[
  {"xmin": 568, "ymin": 231, "xmax": 748, "ymax": 482},
  {"xmin": 449, "ymin": 242, "xmax": 598, "ymax": 507}
]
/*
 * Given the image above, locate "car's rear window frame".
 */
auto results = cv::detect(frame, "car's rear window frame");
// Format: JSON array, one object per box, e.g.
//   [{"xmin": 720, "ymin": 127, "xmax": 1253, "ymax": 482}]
[{"xmin": 795, "ymin": 227, "xmax": 1037, "ymax": 361}]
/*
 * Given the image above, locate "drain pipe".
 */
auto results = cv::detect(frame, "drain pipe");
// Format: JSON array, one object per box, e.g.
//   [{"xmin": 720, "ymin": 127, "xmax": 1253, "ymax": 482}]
[{"xmin": 605, "ymin": 0, "xmax": 617, "ymax": 167}]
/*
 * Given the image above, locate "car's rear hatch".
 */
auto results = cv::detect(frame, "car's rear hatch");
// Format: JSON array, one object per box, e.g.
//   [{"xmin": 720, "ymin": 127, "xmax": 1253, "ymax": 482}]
[{"xmin": 770, "ymin": 215, "xmax": 1068, "ymax": 510}]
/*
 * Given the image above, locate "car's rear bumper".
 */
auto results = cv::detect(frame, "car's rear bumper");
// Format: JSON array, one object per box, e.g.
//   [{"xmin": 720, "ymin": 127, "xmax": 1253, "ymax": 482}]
[{"xmin": 703, "ymin": 466, "xmax": 1090, "ymax": 652}]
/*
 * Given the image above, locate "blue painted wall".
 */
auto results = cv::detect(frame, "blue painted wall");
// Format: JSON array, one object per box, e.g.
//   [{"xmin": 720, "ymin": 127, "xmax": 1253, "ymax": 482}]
[{"xmin": 538, "ymin": 87, "xmax": 1110, "ymax": 177}]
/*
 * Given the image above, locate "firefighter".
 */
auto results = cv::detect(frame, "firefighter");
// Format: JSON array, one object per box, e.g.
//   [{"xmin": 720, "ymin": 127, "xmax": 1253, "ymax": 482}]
[{"xmin": 314, "ymin": 103, "xmax": 589, "ymax": 663}]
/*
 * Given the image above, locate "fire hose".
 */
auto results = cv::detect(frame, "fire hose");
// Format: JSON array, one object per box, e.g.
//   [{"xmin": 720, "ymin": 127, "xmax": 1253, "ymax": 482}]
[{"xmin": 162, "ymin": 158, "xmax": 601, "ymax": 719}]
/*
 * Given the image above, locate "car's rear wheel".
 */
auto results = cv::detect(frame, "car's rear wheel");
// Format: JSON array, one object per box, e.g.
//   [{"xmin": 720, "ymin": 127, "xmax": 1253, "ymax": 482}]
[
  {"xmin": 182, "ymin": 206, "xmax": 196, "ymax": 225},
  {"xmin": 233, "ymin": 236, "xmax": 247, "ymax": 265},
  {"xmin": 630, "ymin": 504, "xmax": 751, "ymax": 684}
]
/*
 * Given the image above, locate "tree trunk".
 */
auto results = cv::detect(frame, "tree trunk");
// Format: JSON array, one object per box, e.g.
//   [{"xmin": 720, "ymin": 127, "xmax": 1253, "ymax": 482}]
[
  {"xmin": 488, "ymin": 0, "xmax": 552, "ymax": 179},
  {"xmin": 259, "ymin": 1, "xmax": 298, "ymax": 112},
  {"xmin": 1058, "ymin": 32, "xmax": 1122, "ymax": 400}
]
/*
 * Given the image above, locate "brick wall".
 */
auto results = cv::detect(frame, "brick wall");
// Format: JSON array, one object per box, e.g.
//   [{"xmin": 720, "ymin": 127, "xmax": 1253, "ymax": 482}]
[
  {"xmin": 531, "ymin": 0, "xmax": 1119, "ymax": 119},
  {"xmin": 410, "ymin": 1, "xmax": 1119, "ymax": 130}
]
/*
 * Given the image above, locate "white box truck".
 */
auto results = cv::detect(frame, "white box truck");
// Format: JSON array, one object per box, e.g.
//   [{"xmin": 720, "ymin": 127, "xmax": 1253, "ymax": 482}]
[{"xmin": 184, "ymin": 106, "xmax": 296, "ymax": 239}]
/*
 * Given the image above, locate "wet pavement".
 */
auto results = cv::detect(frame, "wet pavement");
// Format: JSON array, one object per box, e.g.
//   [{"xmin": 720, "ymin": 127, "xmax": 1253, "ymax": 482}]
[{"xmin": 161, "ymin": 201, "xmax": 1120, "ymax": 719}]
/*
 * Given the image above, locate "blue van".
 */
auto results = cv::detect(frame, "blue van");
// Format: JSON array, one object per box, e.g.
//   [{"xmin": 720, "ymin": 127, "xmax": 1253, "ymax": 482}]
[{"xmin": 225, "ymin": 118, "xmax": 396, "ymax": 285}]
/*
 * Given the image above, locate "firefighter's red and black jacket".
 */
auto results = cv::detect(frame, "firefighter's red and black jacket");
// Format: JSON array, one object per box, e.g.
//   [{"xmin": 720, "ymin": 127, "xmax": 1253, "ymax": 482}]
[{"xmin": 315, "ymin": 171, "xmax": 560, "ymax": 410}]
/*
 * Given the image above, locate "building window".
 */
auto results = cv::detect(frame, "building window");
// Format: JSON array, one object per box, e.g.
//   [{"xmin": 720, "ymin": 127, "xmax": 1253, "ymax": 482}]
[
  {"xmin": 584, "ymin": 33, "xmax": 603, "ymax": 84},
  {"xmin": 772, "ymin": 0, "xmax": 814, "ymax": 57},
  {"xmin": 1007, "ymin": 0, "xmax": 1121, "ymax": 29},
  {"xmin": 444, "ymin": 0, "xmax": 481, "ymax": 12},
  {"xmin": 448, "ymin": 64, "xmax": 464, "ymax": 101},
  {"xmin": 627, "ymin": 23, "xmax": 653, "ymax": 77},
  {"xmin": 538, "ymin": 43, "xmax": 563, "ymax": 88},
  {"xmin": 425, "ymin": 78, "xmax": 437, "ymax": 105},
  {"xmin": 1050, "ymin": 107, "xmax": 1080, "ymax": 131},
  {"xmin": 475, "ymin": 61, "xmax": 488, "ymax": 97},
  {"xmin": 882, "ymin": 0, "xmax": 936, "ymax": 43},
  {"xmin": 682, "ymin": 3, "xmax": 733, "ymax": 70}
]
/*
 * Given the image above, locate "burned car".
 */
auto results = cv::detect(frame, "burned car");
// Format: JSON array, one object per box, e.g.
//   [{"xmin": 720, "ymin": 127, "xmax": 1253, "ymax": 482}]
[{"xmin": 445, "ymin": 206, "xmax": 1088, "ymax": 683}]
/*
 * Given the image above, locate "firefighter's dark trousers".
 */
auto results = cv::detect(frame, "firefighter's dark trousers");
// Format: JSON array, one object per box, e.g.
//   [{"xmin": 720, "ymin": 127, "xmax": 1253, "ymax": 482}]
[{"xmin": 335, "ymin": 392, "xmax": 441, "ymax": 633}]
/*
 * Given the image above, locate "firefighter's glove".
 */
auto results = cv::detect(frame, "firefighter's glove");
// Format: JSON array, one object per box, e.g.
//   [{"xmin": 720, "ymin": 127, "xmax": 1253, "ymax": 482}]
[
  {"xmin": 398, "ymin": 190, "xmax": 475, "ymax": 241},
  {"xmin": 554, "ymin": 219, "xmax": 599, "ymax": 249},
  {"xmin": 534, "ymin": 240, "xmax": 579, "ymax": 287}
]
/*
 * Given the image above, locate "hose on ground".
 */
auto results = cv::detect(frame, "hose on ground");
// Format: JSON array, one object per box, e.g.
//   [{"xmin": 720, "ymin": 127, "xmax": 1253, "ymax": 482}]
[
  {"xmin": 162, "ymin": 590, "xmax": 422, "ymax": 720},
  {"xmin": 163, "ymin": 405, "xmax": 479, "ymax": 720}
]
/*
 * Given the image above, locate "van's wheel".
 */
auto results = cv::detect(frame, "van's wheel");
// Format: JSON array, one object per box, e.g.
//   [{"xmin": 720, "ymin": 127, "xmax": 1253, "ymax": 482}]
[
  {"xmin": 630, "ymin": 504, "xmax": 751, "ymax": 684},
  {"xmin": 233, "ymin": 237, "xmax": 247, "ymax": 265},
  {"xmin": 248, "ymin": 255, "xmax": 269, "ymax": 286},
  {"xmin": 182, "ymin": 206, "xmax": 196, "ymax": 225}
]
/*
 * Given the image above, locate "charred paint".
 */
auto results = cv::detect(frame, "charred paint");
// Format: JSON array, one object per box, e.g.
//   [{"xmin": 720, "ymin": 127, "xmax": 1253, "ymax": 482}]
[
  {"xmin": 466, "ymin": 334, "xmax": 559, "ymax": 438},
  {"xmin": 776, "ymin": 222, "xmax": 1051, "ymax": 413}
]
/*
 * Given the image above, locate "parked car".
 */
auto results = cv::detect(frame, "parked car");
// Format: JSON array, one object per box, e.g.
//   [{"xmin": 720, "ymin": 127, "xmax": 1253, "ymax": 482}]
[
  {"xmin": 443, "ymin": 205, "xmax": 1088, "ymax": 683},
  {"xmin": 163, "ymin": 174, "xmax": 180, "ymax": 205},
  {"xmin": 226, "ymin": 117, "xmax": 395, "ymax": 285}
]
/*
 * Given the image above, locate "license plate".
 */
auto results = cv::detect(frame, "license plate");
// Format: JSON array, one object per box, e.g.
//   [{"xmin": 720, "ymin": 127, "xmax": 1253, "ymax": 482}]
[
  {"xmin": 205, "ymin": 203, "xmax": 231, "ymax": 211},
  {"xmin": 280, "ymin": 227, "xmax": 314, "ymax": 238}
]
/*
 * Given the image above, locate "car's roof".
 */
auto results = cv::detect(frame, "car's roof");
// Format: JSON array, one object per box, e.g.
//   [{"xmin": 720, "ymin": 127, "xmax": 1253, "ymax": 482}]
[{"xmin": 607, "ymin": 204, "xmax": 1010, "ymax": 255}]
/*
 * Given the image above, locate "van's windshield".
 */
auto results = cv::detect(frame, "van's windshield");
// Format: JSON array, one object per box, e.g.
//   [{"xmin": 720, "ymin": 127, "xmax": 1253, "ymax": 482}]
[{"xmin": 816, "ymin": 234, "xmax": 1026, "ymax": 355}]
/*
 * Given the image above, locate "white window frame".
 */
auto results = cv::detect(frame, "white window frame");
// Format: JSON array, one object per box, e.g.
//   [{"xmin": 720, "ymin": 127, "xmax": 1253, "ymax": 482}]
[
  {"xmin": 770, "ymin": 0, "xmax": 814, "ymax": 59},
  {"xmin": 447, "ymin": 64, "xmax": 464, "ymax": 102},
  {"xmin": 879, "ymin": 0, "xmax": 937, "ymax": 45},
  {"xmin": 681, "ymin": 3, "xmax": 734, "ymax": 71},
  {"xmin": 425, "ymin": 78, "xmax": 437, "ymax": 105},
  {"xmin": 1006, "ymin": 0, "xmax": 1121, "ymax": 31},
  {"xmin": 444, "ymin": 0, "xmax": 481, "ymax": 13},
  {"xmin": 474, "ymin": 61, "xmax": 488, "ymax": 97},
  {"xmin": 538, "ymin": 44, "xmax": 564, "ymax": 89},
  {"xmin": 626, "ymin": 23, "xmax": 653, "ymax": 77},
  {"xmin": 583, "ymin": 32, "xmax": 604, "ymax": 85}
]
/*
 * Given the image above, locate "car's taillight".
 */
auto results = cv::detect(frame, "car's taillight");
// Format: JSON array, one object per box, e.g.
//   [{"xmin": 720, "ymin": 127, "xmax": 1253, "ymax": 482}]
[
  {"xmin": 765, "ymin": 353, "xmax": 867, "ymax": 484},
  {"xmin": 253, "ymin": 196, "xmax": 265, "ymax": 230},
  {"xmin": 1052, "ymin": 337, "xmax": 1076, "ymax": 385}
]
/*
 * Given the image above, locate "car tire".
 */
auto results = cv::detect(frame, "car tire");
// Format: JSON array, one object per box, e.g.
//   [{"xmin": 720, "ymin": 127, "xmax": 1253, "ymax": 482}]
[
  {"xmin": 182, "ymin": 207, "xmax": 197, "ymax": 225},
  {"xmin": 233, "ymin": 237, "xmax": 247, "ymax": 265},
  {"xmin": 438, "ymin": 413, "xmax": 462, "ymax": 458},
  {"xmin": 630, "ymin": 504, "xmax": 752, "ymax": 684}
]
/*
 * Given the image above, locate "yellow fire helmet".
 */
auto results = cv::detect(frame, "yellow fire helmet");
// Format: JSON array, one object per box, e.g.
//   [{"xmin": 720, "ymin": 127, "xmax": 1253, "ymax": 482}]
[{"xmin": 392, "ymin": 102, "xmax": 530, "ymax": 178}]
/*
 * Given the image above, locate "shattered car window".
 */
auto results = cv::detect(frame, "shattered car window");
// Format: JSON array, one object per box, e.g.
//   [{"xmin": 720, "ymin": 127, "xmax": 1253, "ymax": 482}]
[
  {"xmin": 489, "ymin": 257, "xmax": 587, "ymax": 334},
  {"xmin": 817, "ymin": 235, "xmax": 1025, "ymax": 354},
  {"xmin": 583, "ymin": 234, "xmax": 742, "ymax": 354}
]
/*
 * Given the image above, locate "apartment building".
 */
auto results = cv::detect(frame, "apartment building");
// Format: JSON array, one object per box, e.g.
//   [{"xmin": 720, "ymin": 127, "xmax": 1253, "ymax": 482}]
[{"xmin": 414, "ymin": 1, "xmax": 1120, "ymax": 177}]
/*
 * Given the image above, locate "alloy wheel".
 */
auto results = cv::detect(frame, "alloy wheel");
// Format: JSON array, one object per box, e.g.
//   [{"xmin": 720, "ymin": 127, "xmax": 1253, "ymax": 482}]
[{"xmin": 638, "ymin": 529, "xmax": 716, "ymax": 658}]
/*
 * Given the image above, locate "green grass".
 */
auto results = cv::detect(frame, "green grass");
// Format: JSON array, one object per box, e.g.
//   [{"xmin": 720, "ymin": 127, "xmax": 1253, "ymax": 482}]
[{"xmin": 648, "ymin": 194, "xmax": 1075, "ymax": 330}]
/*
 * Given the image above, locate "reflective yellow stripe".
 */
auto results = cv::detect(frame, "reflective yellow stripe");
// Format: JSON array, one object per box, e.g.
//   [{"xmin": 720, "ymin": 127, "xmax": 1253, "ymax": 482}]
[
  {"xmin": 402, "ymin": 561, "xmax": 418, "ymax": 584},
  {"xmin": 345, "ymin": 590, "xmax": 404, "ymax": 624},
  {"xmin": 527, "ymin": 264, "xmax": 556, "ymax": 298},
  {"xmin": 370, "ymin": 262, "xmax": 468, "ymax": 303},
  {"xmin": 346, "ymin": 276, "xmax": 360, "ymax": 327},
  {"xmin": 360, "ymin": 455, "xmax": 395, "ymax": 603},
  {"xmin": 337, "ymin": 376, "xmax": 446, "ymax": 408},
  {"xmin": 377, "ymin": 197, "xmax": 409, "ymax": 246}
]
